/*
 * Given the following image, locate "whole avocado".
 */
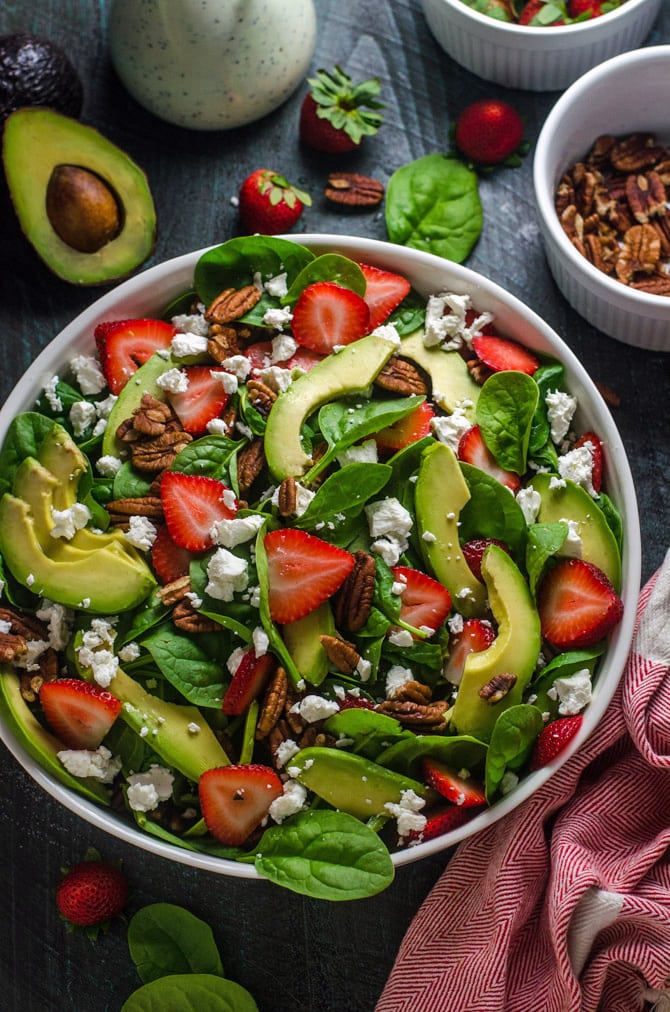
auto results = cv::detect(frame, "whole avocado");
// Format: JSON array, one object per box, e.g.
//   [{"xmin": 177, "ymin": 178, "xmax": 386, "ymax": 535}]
[{"xmin": 0, "ymin": 33, "xmax": 83, "ymax": 123}]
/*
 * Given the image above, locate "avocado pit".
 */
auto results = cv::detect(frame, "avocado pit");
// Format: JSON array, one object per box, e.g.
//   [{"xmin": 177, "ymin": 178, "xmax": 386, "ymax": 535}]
[{"xmin": 46, "ymin": 164, "xmax": 122, "ymax": 254}]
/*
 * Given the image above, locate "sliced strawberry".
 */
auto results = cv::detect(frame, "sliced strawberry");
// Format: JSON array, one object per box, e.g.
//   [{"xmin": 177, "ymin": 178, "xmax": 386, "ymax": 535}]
[
  {"xmin": 166, "ymin": 366, "xmax": 230, "ymax": 435},
  {"xmin": 264, "ymin": 528, "xmax": 355, "ymax": 624},
  {"xmin": 422, "ymin": 757, "xmax": 487, "ymax": 807},
  {"xmin": 471, "ymin": 334, "xmax": 539, "ymax": 376},
  {"xmin": 337, "ymin": 694, "xmax": 376, "ymax": 711},
  {"xmin": 405, "ymin": 803, "xmax": 480, "ymax": 845},
  {"xmin": 94, "ymin": 318, "xmax": 177, "ymax": 395},
  {"xmin": 160, "ymin": 471, "xmax": 237, "ymax": 552},
  {"xmin": 199, "ymin": 764, "xmax": 283, "ymax": 846},
  {"xmin": 40, "ymin": 678, "xmax": 122, "ymax": 750},
  {"xmin": 391, "ymin": 565, "xmax": 451, "ymax": 634},
  {"xmin": 151, "ymin": 524, "xmax": 195, "ymax": 584},
  {"xmin": 291, "ymin": 281, "xmax": 370, "ymax": 354},
  {"xmin": 462, "ymin": 538, "xmax": 511, "ymax": 582},
  {"xmin": 443, "ymin": 618, "xmax": 496, "ymax": 685},
  {"xmin": 530, "ymin": 715, "xmax": 583, "ymax": 770},
  {"xmin": 222, "ymin": 648, "xmax": 275, "ymax": 716},
  {"xmin": 245, "ymin": 340, "xmax": 325, "ymax": 376},
  {"xmin": 359, "ymin": 263, "xmax": 411, "ymax": 329},
  {"xmin": 457, "ymin": 425, "xmax": 521, "ymax": 492},
  {"xmin": 574, "ymin": 430, "xmax": 604, "ymax": 493},
  {"xmin": 537, "ymin": 558, "xmax": 623, "ymax": 649},
  {"xmin": 375, "ymin": 401, "xmax": 435, "ymax": 454}
]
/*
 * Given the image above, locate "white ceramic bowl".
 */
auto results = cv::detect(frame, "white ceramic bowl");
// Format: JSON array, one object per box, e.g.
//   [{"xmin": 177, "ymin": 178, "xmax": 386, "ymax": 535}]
[
  {"xmin": 0, "ymin": 235, "xmax": 641, "ymax": 878},
  {"xmin": 534, "ymin": 46, "xmax": 670, "ymax": 352},
  {"xmin": 421, "ymin": 0, "xmax": 661, "ymax": 91}
]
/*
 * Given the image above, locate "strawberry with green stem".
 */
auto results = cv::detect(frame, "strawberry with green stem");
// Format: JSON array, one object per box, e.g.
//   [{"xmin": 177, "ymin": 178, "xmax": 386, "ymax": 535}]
[
  {"xmin": 238, "ymin": 169, "xmax": 311, "ymax": 235},
  {"xmin": 299, "ymin": 65, "xmax": 385, "ymax": 154},
  {"xmin": 57, "ymin": 849, "xmax": 128, "ymax": 933}
]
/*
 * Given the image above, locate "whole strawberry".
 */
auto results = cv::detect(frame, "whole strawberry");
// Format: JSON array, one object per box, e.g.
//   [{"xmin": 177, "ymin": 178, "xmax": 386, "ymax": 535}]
[
  {"xmin": 299, "ymin": 65, "xmax": 384, "ymax": 154},
  {"xmin": 530, "ymin": 715, "xmax": 583, "ymax": 770},
  {"xmin": 57, "ymin": 856, "xmax": 128, "ymax": 929},
  {"xmin": 454, "ymin": 98, "xmax": 525, "ymax": 165},
  {"xmin": 238, "ymin": 169, "xmax": 311, "ymax": 234}
]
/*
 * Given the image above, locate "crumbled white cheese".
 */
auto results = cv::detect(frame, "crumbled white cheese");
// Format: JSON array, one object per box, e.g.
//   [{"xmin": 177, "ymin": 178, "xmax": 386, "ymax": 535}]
[
  {"xmin": 270, "ymin": 332, "xmax": 297, "ymax": 362},
  {"xmin": 431, "ymin": 408, "xmax": 471, "ymax": 452},
  {"xmin": 356, "ymin": 657, "xmax": 372, "ymax": 682},
  {"xmin": 35, "ymin": 599, "xmax": 72, "ymax": 651},
  {"xmin": 337, "ymin": 439, "xmax": 378, "ymax": 468},
  {"xmin": 365, "ymin": 497, "xmax": 413, "ymax": 567},
  {"xmin": 206, "ymin": 418, "xmax": 229, "ymax": 435},
  {"xmin": 69, "ymin": 399, "xmax": 97, "ymax": 436},
  {"xmin": 545, "ymin": 390, "xmax": 577, "ymax": 445},
  {"xmin": 252, "ymin": 626, "xmax": 269, "ymax": 657},
  {"xmin": 96, "ymin": 454, "xmax": 123, "ymax": 477},
  {"xmin": 560, "ymin": 517, "xmax": 583, "ymax": 558},
  {"xmin": 386, "ymin": 664, "xmax": 413, "ymax": 697},
  {"xmin": 384, "ymin": 788, "xmax": 426, "ymax": 841},
  {"xmin": 124, "ymin": 515, "xmax": 158, "ymax": 551},
  {"xmin": 211, "ymin": 369, "xmax": 239, "ymax": 394},
  {"xmin": 211, "ymin": 512, "xmax": 264, "ymax": 548},
  {"xmin": 557, "ymin": 445, "xmax": 596, "ymax": 497},
  {"xmin": 156, "ymin": 367, "xmax": 189, "ymax": 393},
  {"xmin": 264, "ymin": 306, "xmax": 293, "ymax": 331},
  {"xmin": 516, "ymin": 486, "xmax": 542, "ymax": 525},
  {"xmin": 76, "ymin": 618, "xmax": 118, "ymax": 687},
  {"xmin": 371, "ymin": 323, "xmax": 402, "ymax": 348},
  {"xmin": 95, "ymin": 394, "xmax": 118, "ymax": 420},
  {"xmin": 126, "ymin": 764, "xmax": 174, "ymax": 812},
  {"xmin": 265, "ymin": 272, "xmax": 288, "ymax": 298},
  {"xmin": 549, "ymin": 475, "xmax": 567, "ymax": 490},
  {"xmin": 205, "ymin": 548, "xmax": 249, "ymax": 601},
  {"xmin": 290, "ymin": 694, "xmax": 340, "ymax": 723},
  {"xmin": 49, "ymin": 503, "xmax": 91, "ymax": 540},
  {"xmin": 268, "ymin": 779, "xmax": 308, "ymax": 823},
  {"xmin": 58, "ymin": 745, "xmax": 121, "ymax": 783},
  {"xmin": 388, "ymin": 629, "xmax": 414, "ymax": 648},
  {"xmin": 118, "ymin": 641, "xmax": 140, "ymax": 663},
  {"xmin": 547, "ymin": 668, "xmax": 592, "ymax": 715},
  {"xmin": 70, "ymin": 354, "xmax": 107, "ymax": 395},
  {"xmin": 271, "ymin": 481, "xmax": 314, "ymax": 517},
  {"xmin": 447, "ymin": 612, "xmax": 464, "ymax": 635},
  {"xmin": 43, "ymin": 375, "xmax": 63, "ymax": 412},
  {"xmin": 171, "ymin": 311, "xmax": 209, "ymax": 337},
  {"xmin": 171, "ymin": 331, "xmax": 209, "ymax": 357},
  {"xmin": 220, "ymin": 355, "xmax": 251, "ymax": 381},
  {"xmin": 275, "ymin": 738, "xmax": 300, "ymax": 769}
]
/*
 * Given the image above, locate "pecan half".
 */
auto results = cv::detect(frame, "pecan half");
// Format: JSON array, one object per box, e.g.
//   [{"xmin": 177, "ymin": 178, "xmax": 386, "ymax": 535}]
[
  {"xmin": 130, "ymin": 430, "xmax": 193, "ymax": 473},
  {"xmin": 246, "ymin": 379, "xmax": 277, "ymax": 417},
  {"xmin": 616, "ymin": 224, "xmax": 661, "ymax": 283},
  {"xmin": 276, "ymin": 476, "xmax": 297, "ymax": 518},
  {"xmin": 205, "ymin": 285, "xmax": 262, "ymax": 324},
  {"xmin": 157, "ymin": 575, "xmax": 192, "ymax": 605},
  {"xmin": 172, "ymin": 598, "xmax": 221, "ymax": 633},
  {"xmin": 388, "ymin": 679, "xmax": 433, "ymax": 704},
  {"xmin": 256, "ymin": 665, "xmax": 289, "ymax": 740},
  {"xmin": 375, "ymin": 698, "xmax": 449, "ymax": 731},
  {"xmin": 626, "ymin": 171, "xmax": 667, "ymax": 224},
  {"xmin": 374, "ymin": 357, "xmax": 429, "ymax": 396},
  {"xmin": 609, "ymin": 132, "xmax": 665, "ymax": 172},
  {"xmin": 479, "ymin": 672, "xmax": 517, "ymax": 704},
  {"xmin": 208, "ymin": 324, "xmax": 242, "ymax": 361},
  {"xmin": 332, "ymin": 550, "xmax": 375, "ymax": 633},
  {"xmin": 324, "ymin": 172, "xmax": 385, "ymax": 208},
  {"xmin": 630, "ymin": 275, "xmax": 670, "ymax": 295},
  {"xmin": 107, "ymin": 495, "xmax": 164, "ymax": 528},
  {"xmin": 319, "ymin": 634, "xmax": 361, "ymax": 676},
  {"xmin": 237, "ymin": 437, "xmax": 266, "ymax": 497}
]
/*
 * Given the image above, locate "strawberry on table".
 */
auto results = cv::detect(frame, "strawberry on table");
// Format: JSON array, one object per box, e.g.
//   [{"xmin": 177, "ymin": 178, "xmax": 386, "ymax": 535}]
[
  {"xmin": 166, "ymin": 365, "xmax": 230, "ymax": 435},
  {"xmin": 238, "ymin": 169, "xmax": 311, "ymax": 235},
  {"xmin": 375, "ymin": 401, "xmax": 435, "ymax": 454},
  {"xmin": 537, "ymin": 558, "xmax": 623, "ymax": 649},
  {"xmin": 40, "ymin": 678, "xmax": 122, "ymax": 749},
  {"xmin": 359, "ymin": 263, "xmax": 411, "ymax": 329},
  {"xmin": 151, "ymin": 524, "xmax": 195, "ymax": 584},
  {"xmin": 391, "ymin": 565, "xmax": 451, "ymax": 634},
  {"xmin": 454, "ymin": 98, "xmax": 525, "ymax": 165},
  {"xmin": 422, "ymin": 757, "xmax": 487, "ymax": 807},
  {"xmin": 299, "ymin": 65, "xmax": 384, "ymax": 154},
  {"xmin": 530, "ymin": 714, "xmax": 583, "ymax": 770},
  {"xmin": 443, "ymin": 618, "xmax": 496, "ymax": 685},
  {"xmin": 94, "ymin": 318, "xmax": 177, "ymax": 395},
  {"xmin": 57, "ymin": 856, "xmax": 128, "ymax": 929},
  {"xmin": 471, "ymin": 334, "xmax": 539, "ymax": 375},
  {"xmin": 199, "ymin": 764, "xmax": 283, "ymax": 846},
  {"xmin": 291, "ymin": 281, "xmax": 370, "ymax": 354},
  {"xmin": 458, "ymin": 424, "xmax": 521, "ymax": 492},
  {"xmin": 222, "ymin": 648, "xmax": 275, "ymax": 716},
  {"xmin": 264, "ymin": 528, "xmax": 356, "ymax": 624},
  {"xmin": 160, "ymin": 471, "xmax": 237, "ymax": 552}
]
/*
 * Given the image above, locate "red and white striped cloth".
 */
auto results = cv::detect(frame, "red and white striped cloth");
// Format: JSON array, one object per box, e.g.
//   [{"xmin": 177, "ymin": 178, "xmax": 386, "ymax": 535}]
[{"xmin": 378, "ymin": 551, "xmax": 670, "ymax": 1012}]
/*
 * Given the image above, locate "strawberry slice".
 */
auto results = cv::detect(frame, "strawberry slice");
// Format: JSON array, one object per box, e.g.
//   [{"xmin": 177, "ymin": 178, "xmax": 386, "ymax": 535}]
[
  {"xmin": 40, "ymin": 678, "xmax": 122, "ymax": 749},
  {"xmin": 537, "ymin": 558, "xmax": 623, "ymax": 649},
  {"xmin": 160, "ymin": 471, "xmax": 237, "ymax": 552},
  {"xmin": 291, "ymin": 281, "xmax": 370, "ymax": 354},
  {"xmin": 462, "ymin": 538, "xmax": 511, "ymax": 582},
  {"xmin": 167, "ymin": 366, "xmax": 230, "ymax": 435},
  {"xmin": 405, "ymin": 803, "xmax": 480, "ymax": 845},
  {"xmin": 574, "ymin": 431, "xmax": 604, "ymax": 493},
  {"xmin": 151, "ymin": 524, "xmax": 195, "ymax": 584},
  {"xmin": 391, "ymin": 565, "xmax": 451, "ymax": 634},
  {"xmin": 359, "ymin": 263, "xmax": 411, "ymax": 329},
  {"xmin": 422, "ymin": 757, "xmax": 487, "ymax": 807},
  {"xmin": 245, "ymin": 340, "xmax": 325, "ymax": 376},
  {"xmin": 264, "ymin": 528, "xmax": 355, "ymax": 624},
  {"xmin": 471, "ymin": 334, "xmax": 539, "ymax": 375},
  {"xmin": 94, "ymin": 318, "xmax": 177, "ymax": 395},
  {"xmin": 530, "ymin": 715, "xmax": 583, "ymax": 770},
  {"xmin": 199, "ymin": 764, "xmax": 283, "ymax": 846},
  {"xmin": 337, "ymin": 694, "xmax": 376, "ymax": 711},
  {"xmin": 458, "ymin": 425, "xmax": 521, "ymax": 492},
  {"xmin": 443, "ymin": 618, "xmax": 496, "ymax": 685},
  {"xmin": 375, "ymin": 401, "xmax": 435, "ymax": 453},
  {"xmin": 222, "ymin": 648, "xmax": 275, "ymax": 716}
]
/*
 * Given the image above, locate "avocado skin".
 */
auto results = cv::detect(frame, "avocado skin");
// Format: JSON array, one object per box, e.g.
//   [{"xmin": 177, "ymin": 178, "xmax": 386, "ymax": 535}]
[{"xmin": 0, "ymin": 34, "xmax": 83, "ymax": 123}]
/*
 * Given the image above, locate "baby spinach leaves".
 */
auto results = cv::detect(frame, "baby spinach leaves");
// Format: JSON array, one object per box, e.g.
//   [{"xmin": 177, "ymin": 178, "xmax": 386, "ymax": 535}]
[
  {"xmin": 122, "ymin": 975, "xmax": 258, "ymax": 1012},
  {"xmin": 141, "ymin": 627, "xmax": 226, "ymax": 708},
  {"xmin": 476, "ymin": 371, "xmax": 538, "ymax": 474},
  {"xmin": 385, "ymin": 154, "xmax": 482, "ymax": 263},
  {"xmin": 283, "ymin": 253, "xmax": 366, "ymax": 303},
  {"xmin": 128, "ymin": 903, "xmax": 224, "ymax": 983},
  {"xmin": 194, "ymin": 235, "xmax": 314, "ymax": 304},
  {"xmin": 485, "ymin": 704, "xmax": 544, "ymax": 801},
  {"xmin": 460, "ymin": 463, "xmax": 527, "ymax": 559}
]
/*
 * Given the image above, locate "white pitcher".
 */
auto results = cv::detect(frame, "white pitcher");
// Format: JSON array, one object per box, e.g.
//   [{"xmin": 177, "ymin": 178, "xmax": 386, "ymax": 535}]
[{"xmin": 107, "ymin": 0, "xmax": 317, "ymax": 130}]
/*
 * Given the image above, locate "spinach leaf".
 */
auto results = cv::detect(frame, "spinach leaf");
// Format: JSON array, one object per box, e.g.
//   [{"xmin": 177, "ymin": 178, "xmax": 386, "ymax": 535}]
[
  {"xmin": 385, "ymin": 154, "xmax": 482, "ymax": 263},
  {"xmin": 375, "ymin": 733, "xmax": 487, "ymax": 777},
  {"xmin": 485, "ymin": 704, "xmax": 544, "ymax": 801},
  {"xmin": 254, "ymin": 809, "xmax": 394, "ymax": 900},
  {"xmin": 132, "ymin": 811, "xmax": 241, "ymax": 859},
  {"xmin": 387, "ymin": 289, "xmax": 425, "ymax": 335},
  {"xmin": 526, "ymin": 521, "xmax": 568, "ymax": 595},
  {"xmin": 128, "ymin": 903, "xmax": 224, "ymax": 983},
  {"xmin": 596, "ymin": 492, "xmax": 623, "ymax": 551},
  {"xmin": 283, "ymin": 254, "xmax": 366, "ymax": 303},
  {"xmin": 171, "ymin": 434, "xmax": 244, "ymax": 481},
  {"xmin": 194, "ymin": 236, "xmax": 314, "ymax": 304},
  {"xmin": 323, "ymin": 708, "xmax": 409, "ymax": 758},
  {"xmin": 121, "ymin": 973, "xmax": 258, "ymax": 1012},
  {"xmin": 112, "ymin": 463, "xmax": 153, "ymax": 499},
  {"xmin": 460, "ymin": 463, "xmax": 527, "ymax": 559},
  {"xmin": 0, "ymin": 412, "xmax": 56, "ymax": 495},
  {"xmin": 529, "ymin": 362, "xmax": 564, "ymax": 455},
  {"xmin": 295, "ymin": 463, "xmax": 391, "ymax": 530},
  {"xmin": 530, "ymin": 646, "xmax": 604, "ymax": 715},
  {"xmin": 142, "ymin": 626, "xmax": 226, "ymax": 707},
  {"xmin": 476, "ymin": 372, "xmax": 539, "ymax": 474}
]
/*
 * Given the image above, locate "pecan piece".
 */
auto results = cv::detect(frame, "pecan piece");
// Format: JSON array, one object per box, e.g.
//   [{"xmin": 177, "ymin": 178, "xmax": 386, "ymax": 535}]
[
  {"xmin": 256, "ymin": 666, "xmax": 289, "ymax": 740},
  {"xmin": 246, "ymin": 378, "xmax": 277, "ymax": 417},
  {"xmin": 276, "ymin": 477, "xmax": 297, "ymax": 518},
  {"xmin": 157, "ymin": 575, "xmax": 192, "ymax": 606},
  {"xmin": 616, "ymin": 224, "xmax": 661, "ymax": 283},
  {"xmin": 107, "ymin": 495, "xmax": 164, "ymax": 528},
  {"xmin": 374, "ymin": 357, "xmax": 429, "ymax": 396},
  {"xmin": 479, "ymin": 672, "xmax": 517, "ymax": 704},
  {"xmin": 626, "ymin": 171, "xmax": 667, "ymax": 224},
  {"xmin": 332, "ymin": 550, "xmax": 375, "ymax": 633},
  {"xmin": 324, "ymin": 172, "xmax": 385, "ymax": 208},
  {"xmin": 375, "ymin": 698, "xmax": 449, "ymax": 731},
  {"xmin": 629, "ymin": 276, "xmax": 670, "ymax": 296},
  {"xmin": 319, "ymin": 634, "xmax": 362, "ymax": 676},
  {"xmin": 208, "ymin": 324, "xmax": 242, "ymax": 361},
  {"xmin": 237, "ymin": 437, "xmax": 266, "ymax": 497},
  {"xmin": 205, "ymin": 285, "xmax": 262, "ymax": 324},
  {"xmin": 130, "ymin": 430, "xmax": 193, "ymax": 473},
  {"xmin": 388, "ymin": 679, "xmax": 433, "ymax": 704},
  {"xmin": 172, "ymin": 598, "xmax": 221, "ymax": 633},
  {"xmin": 610, "ymin": 132, "xmax": 665, "ymax": 172}
]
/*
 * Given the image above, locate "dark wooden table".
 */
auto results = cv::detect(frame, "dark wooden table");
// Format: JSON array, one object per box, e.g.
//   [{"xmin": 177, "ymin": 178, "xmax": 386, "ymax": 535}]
[{"xmin": 0, "ymin": 3, "xmax": 668, "ymax": 1010}]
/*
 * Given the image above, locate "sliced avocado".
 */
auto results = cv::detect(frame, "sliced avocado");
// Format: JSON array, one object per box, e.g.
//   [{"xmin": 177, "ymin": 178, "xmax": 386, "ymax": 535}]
[
  {"xmin": 0, "ymin": 668, "xmax": 110, "ymax": 805},
  {"xmin": 415, "ymin": 441, "xmax": 487, "ymax": 617},
  {"xmin": 281, "ymin": 601, "xmax": 335, "ymax": 686},
  {"xmin": 450, "ymin": 545, "xmax": 541, "ymax": 742},
  {"xmin": 3, "ymin": 107, "xmax": 156, "ymax": 285},
  {"xmin": 101, "ymin": 352, "xmax": 179, "ymax": 458},
  {"xmin": 264, "ymin": 334, "xmax": 396, "ymax": 480},
  {"xmin": 37, "ymin": 424, "xmax": 86, "ymax": 509},
  {"xmin": 75, "ymin": 644, "xmax": 230, "ymax": 782},
  {"xmin": 399, "ymin": 329, "xmax": 480, "ymax": 417},
  {"xmin": 0, "ymin": 493, "xmax": 155, "ymax": 612},
  {"xmin": 289, "ymin": 746, "xmax": 426, "ymax": 820},
  {"xmin": 529, "ymin": 473, "xmax": 621, "ymax": 590}
]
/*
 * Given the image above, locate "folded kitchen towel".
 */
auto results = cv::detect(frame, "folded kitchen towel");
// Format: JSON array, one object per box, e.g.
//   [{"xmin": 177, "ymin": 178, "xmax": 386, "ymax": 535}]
[{"xmin": 377, "ymin": 550, "xmax": 670, "ymax": 1012}]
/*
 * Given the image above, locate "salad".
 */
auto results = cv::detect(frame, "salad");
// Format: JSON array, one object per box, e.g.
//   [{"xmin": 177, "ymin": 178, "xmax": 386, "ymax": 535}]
[{"xmin": 0, "ymin": 236, "xmax": 624, "ymax": 901}]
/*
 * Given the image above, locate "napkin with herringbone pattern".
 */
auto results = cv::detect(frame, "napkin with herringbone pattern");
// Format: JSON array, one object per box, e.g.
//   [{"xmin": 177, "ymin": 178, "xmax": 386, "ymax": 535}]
[{"xmin": 378, "ymin": 550, "xmax": 670, "ymax": 1012}]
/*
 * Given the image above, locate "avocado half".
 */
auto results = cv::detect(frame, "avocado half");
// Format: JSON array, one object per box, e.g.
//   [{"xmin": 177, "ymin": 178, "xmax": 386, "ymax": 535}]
[{"xmin": 3, "ymin": 107, "xmax": 156, "ymax": 285}]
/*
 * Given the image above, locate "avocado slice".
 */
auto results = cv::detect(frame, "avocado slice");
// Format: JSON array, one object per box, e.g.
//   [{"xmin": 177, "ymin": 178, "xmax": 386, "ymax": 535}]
[
  {"xmin": 288, "ymin": 746, "xmax": 426, "ymax": 820},
  {"xmin": 263, "ymin": 334, "xmax": 396, "ymax": 480},
  {"xmin": 415, "ymin": 441, "xmax": 487, "ymax": 617},
  {"xmin": 0, "ymin": 668, "xmax": 110, "ymax": 805},
  {"xmin": 529, "ymin": 473, "xmax": 621, "ymax": 590},
  {"xmin": 450, "ymin": 545, "xmax": 541, "ymax": 742},
  {"xmin": 281, "ymin": 601, "xmax": 335, "ymax": 687},
  {"xmin": 37, "ymin": 424, "xmax": 86, "ymax": 509},
  {"xmin": 3, "ymin": 107, "xmax": 156, "ymax": 285},
  {"xmin": 399, "ymin": 329, "xmax": 480, "ymax": 417}
]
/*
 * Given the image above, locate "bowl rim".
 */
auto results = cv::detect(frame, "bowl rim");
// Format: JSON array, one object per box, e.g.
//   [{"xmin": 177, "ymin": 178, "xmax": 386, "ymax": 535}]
[
  {"xmin": 533, "ymin": 45, "xmax": 670, "ymax": 314},
  {"xmin": 427, "ymin": 0, "xmax": 659, "ymax": 37},
  {"xmin": 0, "ymin": 234, "xmax": 642, "ymax": 878}
]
